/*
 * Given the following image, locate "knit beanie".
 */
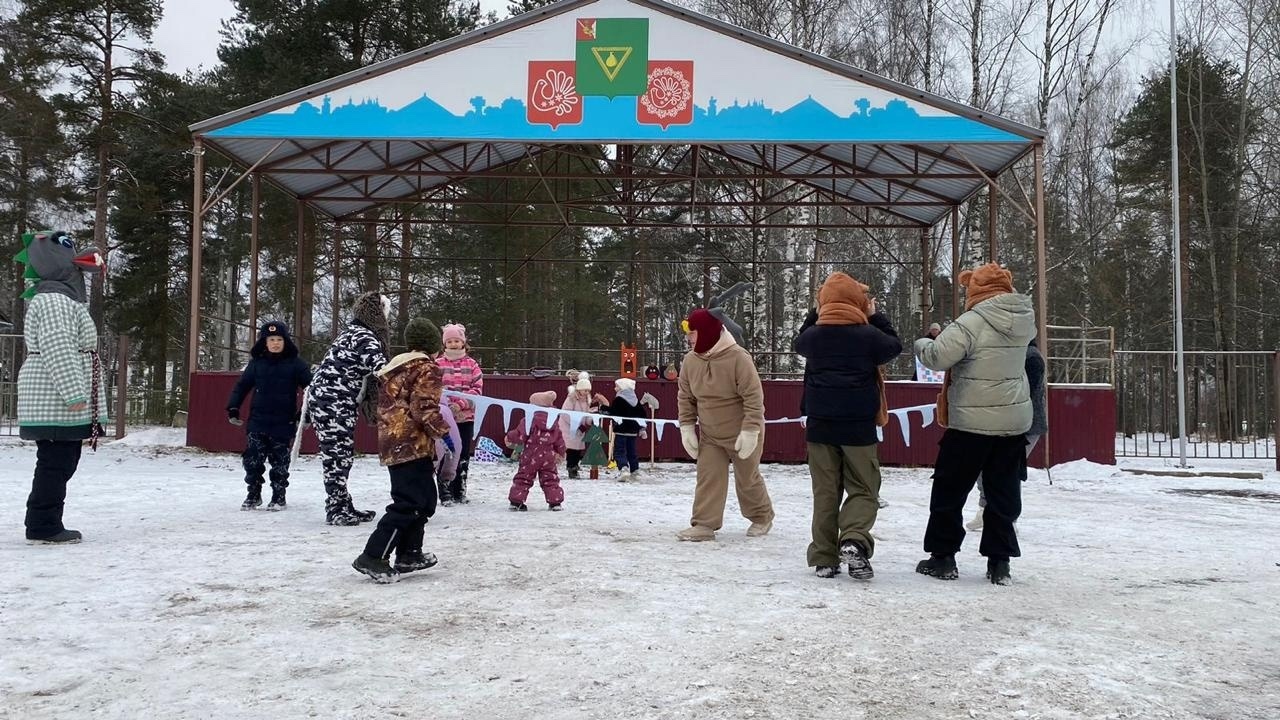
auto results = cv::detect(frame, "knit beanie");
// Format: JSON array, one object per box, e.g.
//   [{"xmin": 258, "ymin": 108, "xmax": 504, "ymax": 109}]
[
  {"xmin": 614, "ymin": 377, "xmax": 636, "ymax": 393},
  {"xmin": 685, "ymin": 308, "xmax": 724, "ymax": 354},
  {"xmin": 575, "ymin": 372, "xmax": 592, "ymax": 391},
  {"xmin": 442, "ymin": 323, "xmax": 467, "ymax": 344},
  {"xmin": 530, "ymin": 390, "xmax": 556, "ymax": 408},
  {"xmin": 961, "ymin": 263, "xmax": 1015, "ymax": 311},
  {"xmin": 404, "ymin": 318, "xmax": 441, "ymax": 354}
]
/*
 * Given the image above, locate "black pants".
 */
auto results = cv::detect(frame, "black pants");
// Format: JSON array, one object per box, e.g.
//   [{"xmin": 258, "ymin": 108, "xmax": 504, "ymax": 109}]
[
  {"xmin": 26, "ymin": 440, "xmax": 83, "ymax": 540},
  {"xmin": 566, "ymin": 448, "xmax": 584, "ymax": 471},
  {"xmin": 364, "ymin": 457, "xmax": 438, "ymax": 560},
  {"xmin": 449, "ymin": 421, "xmax": 474, "ymax": 498},
  {"xmin": 243, "ymin": 432, "xmax": 291, "ymax": 490},
  {"xmin": 923, "ymin": 429, "xmax": 1026, "ymax": 561}
]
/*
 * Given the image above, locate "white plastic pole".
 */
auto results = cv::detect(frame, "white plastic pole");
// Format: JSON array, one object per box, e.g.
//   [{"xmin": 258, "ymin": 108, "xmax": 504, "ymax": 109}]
[{"xmin": 1170, "ymin": 0, "xmax": 1189, "ymax": 467}]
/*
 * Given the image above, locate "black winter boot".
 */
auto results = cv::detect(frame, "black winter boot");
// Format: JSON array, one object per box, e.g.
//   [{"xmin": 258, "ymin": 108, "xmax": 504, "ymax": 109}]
[
  {"xmin": 840, "ymin": 540, "xmax": 874, "ymax": 580},
  {"xmin": 451, "ymin": 470, "xmax": 469, "ymax": 505},
  {"xmin": 266, "ymin": 487, "xmax": 287, "ymax": 511},
  {"xmin": 352, "ymin": 553, "xmax": 400, "ymax": 583},
  {"xmin": 27, "ymin": 528, "xmax": 82, "ymax": 545},
  {"xmin": 241, "ymin": 487, "xmax": 262, "ymax": 511},
  {"xmin": 986, "ymin": 558, "xmax": 1012, "ymax": 585},
  {"xmin": 814, "ymin": 565, "xmax": 840, "ymax": 578},
  {"xmin": 510, "ymin": 502, "xmax": 527, "ymax": 512},
  {"xmin": 394, "ymin": 550, "xmax": 438, "ymax": 573},
  {"xmin": 915, "ymin": 554, "xmax": 959, "ymax": 580}
]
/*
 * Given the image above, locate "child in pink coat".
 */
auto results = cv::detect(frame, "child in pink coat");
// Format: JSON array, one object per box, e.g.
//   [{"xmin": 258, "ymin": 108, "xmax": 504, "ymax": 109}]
[
  {"xmin": 560, "ymin": 370, "xmax": 601, "ymax": 479},
  {"xmin": 437, "ymin": 323, "xmax": 483, "ymax": 505},
  {"xmin": 505, "ymin": 391, "xmax": 566, "ymax": 511}
]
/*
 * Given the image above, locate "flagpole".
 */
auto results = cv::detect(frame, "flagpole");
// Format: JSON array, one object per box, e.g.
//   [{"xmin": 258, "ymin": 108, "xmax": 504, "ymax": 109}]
[{"xmin": 1169, "ymin": 0, "xmax": 1189, "ymax": 467}]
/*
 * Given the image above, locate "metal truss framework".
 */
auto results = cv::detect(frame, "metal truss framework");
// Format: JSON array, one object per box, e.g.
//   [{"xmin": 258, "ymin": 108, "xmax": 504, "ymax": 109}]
[{"xmin": 188, "ymin": 139, "xmax": 1049, "ymax": 375}]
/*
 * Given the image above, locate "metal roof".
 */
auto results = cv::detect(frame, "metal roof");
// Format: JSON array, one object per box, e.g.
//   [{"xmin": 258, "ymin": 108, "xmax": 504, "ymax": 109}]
[{"xmin": 193, "ymin": 0, "xmax": 1042, "ymax": 227}]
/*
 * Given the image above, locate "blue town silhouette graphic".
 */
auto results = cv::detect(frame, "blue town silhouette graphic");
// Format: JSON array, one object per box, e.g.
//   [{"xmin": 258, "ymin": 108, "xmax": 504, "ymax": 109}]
[{"xmin": 210, "ymin": 92, "xmax": 1019, "ymax": 142}]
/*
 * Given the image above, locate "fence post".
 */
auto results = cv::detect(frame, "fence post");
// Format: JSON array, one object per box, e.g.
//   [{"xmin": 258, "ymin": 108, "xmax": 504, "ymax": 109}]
[
  {"xmin": 116, "ymin": 334, "xmax": 129, "ymax": 440},
  {"xmin": 1274, "ymin": 351, "xmax": 1278, "ymax": 472}
]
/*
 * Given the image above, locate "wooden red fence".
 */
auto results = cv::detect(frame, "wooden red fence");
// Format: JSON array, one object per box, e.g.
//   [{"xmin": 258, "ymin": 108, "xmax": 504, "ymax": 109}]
[{"xmin": 189, "ymin": 373, "xmax": 1115, "ymax": 467}]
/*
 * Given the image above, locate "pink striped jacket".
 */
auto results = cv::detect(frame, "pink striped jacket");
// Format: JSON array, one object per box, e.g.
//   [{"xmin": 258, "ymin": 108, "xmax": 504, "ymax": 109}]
[{"xmin": 437, "ymin": 353, "xmax": 484, "ymax": 422}]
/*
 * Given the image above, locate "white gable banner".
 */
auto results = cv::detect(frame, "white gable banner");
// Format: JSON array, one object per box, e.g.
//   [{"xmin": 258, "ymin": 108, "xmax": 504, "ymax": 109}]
[{"xmin": 210, "ymin": 0, "xmax": 1023, "ymax": 144}]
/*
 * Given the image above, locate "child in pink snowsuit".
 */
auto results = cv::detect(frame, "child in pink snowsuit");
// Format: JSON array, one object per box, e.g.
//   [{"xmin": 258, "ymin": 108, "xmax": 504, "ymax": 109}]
[{"xmin": 505, "ymin": 391, "xmax": 566, "ymax": 511}]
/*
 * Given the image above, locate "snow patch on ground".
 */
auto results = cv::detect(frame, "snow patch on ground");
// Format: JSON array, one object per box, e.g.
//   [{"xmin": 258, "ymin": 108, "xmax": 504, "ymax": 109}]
[
  {"xmin": 1, "ymin": 440, "xmax": 1277, "ymax": 719},
  {"xmin": 106, "ymin": 426, "xmax": 188, "ymax": 448}
]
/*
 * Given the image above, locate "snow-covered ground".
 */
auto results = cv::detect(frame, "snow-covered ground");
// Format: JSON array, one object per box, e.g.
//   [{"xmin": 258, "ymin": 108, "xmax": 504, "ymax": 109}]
[{"xmin": 2, "ymin": 432, "xmax": 1278, "ymax": 719}]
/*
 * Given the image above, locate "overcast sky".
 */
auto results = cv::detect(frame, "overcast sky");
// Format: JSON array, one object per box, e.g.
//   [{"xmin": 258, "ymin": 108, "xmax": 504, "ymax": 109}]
[
  {"xmin": 153, "ymin": 0, "xmax": 1173, "ymax": 76},
  {"xmin": 153, "ymin": 0, "xmax": 510, "ymax": 74}
]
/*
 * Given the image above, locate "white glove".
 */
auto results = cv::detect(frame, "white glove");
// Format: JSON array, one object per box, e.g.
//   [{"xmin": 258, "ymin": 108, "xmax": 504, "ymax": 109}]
[
  {"xmin": 733, "ymin": 429, "xmax": 760, "ymax": 459},
  {"xmin": 680, "ymin": 425, "xmax": 700, "ymax": 459}
]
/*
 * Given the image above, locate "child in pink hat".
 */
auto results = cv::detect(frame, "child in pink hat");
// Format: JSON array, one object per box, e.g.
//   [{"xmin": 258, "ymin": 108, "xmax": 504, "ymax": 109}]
[{"xmin": 436, "ymin": 322, "xmax": 484, "ymax": 505}]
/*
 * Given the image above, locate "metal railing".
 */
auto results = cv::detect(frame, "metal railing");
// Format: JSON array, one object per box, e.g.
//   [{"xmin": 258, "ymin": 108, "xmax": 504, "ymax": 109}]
[
  {"xmin": 1046, "ymin": 325, "xmax": 1115, "ymax": 385},
  {"xmin": 1114, "ymin": 350, "xmax": 1277, "ymax": 460}
]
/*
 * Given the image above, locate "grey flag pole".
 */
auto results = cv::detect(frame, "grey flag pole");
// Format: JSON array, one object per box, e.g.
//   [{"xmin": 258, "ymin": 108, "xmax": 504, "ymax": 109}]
[{"xmin": 1170, "ymin": 0, "xmax": 1189, "ymax": 467}]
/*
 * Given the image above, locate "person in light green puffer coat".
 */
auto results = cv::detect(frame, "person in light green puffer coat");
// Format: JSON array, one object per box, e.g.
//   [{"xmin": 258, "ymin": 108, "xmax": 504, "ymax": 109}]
[
  {"xmin": 14, "ymin": 230, "xmax": 108, "ymax": 544},
  {"xmin": 912, "ymin": 263, "xmax": 1035, "ymax": 586}
]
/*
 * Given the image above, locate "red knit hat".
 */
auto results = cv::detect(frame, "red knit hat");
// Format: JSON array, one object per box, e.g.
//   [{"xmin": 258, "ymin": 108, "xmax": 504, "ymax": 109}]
[{"xmin": 685, "ymin": 308, "xmax": 724, "ymax": 353}]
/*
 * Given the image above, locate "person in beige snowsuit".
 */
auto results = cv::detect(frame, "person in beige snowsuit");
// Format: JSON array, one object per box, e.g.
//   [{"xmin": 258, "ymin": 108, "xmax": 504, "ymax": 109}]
[{"xmin": 676, "ymin": 308, "xmax": 775, "ymax": 541}]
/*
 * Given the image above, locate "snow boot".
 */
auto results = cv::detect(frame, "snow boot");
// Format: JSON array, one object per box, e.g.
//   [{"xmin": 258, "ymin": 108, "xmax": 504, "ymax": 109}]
[
  {"xmin": 394, "ymin": 551, "xmax": 438, "ymax": 574},
  {"xmin": 618, "ymin": 469, "xmax": 631, "ymax": 482},
  {"xmin": 353, "ymin": 507, "xmax": 376, "ymax": 523},
  {"xmin": 438, "ymin": 479, "xmax": 453, "ymax": 507},
  {"xmin": 451, "ymin": 475, "xmax": 470, "ymax": 504},
  {"xmin": 746, "ymin": 519, "xmax": 772, "ymax": 537},
  {"xmin": 966, "ymin": 508, "xmax": 984, "ymax": 531},
  {"xmin": 241, "ymin": 487, "xmax": 263, "ymax": 511},
  {"xmin": 352, "ymin": 553, "xmax": 400, "ymax": 583},
  {"xmin": 840, "ymin": 540, "xmax": 874, "ymax": 580},
  {"xmin": 549, "ymin": 503, "xmax": 563, "ymax": 511},
  {"xmin": 568, "ymin": 466, "xmax": 579, "ymax": 479},
  {"xmin": 510, "ymin": 502, "xmax": 527, "ymax": 512},
  {"xmin": 27, "ymin": 529, "xmax": 82, "ymax": 545},
  {"xmin": 814, "ymin": 565, "xmax": 840, "ymax": 579},
  {"xmin": 986, "ymin": 558, "xmax": 1012, "ymax": 586},
  {"xmin": 266, "ymin": 487, "xmax": 287, "ymax": 511},
  {"xmin": 677, "ymin": 525, "xmax": 716, "ymax": 542},
  {"xmin": 327, "ymin": 507, "xmax": 363, "ymax": 526},
  {"xmin": 915, "ymin": 553, "xmax": 959, "ymax": 580}
]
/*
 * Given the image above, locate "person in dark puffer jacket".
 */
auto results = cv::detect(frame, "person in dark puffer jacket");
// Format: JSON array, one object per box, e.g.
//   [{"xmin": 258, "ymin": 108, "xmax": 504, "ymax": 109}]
[
  {"xmin": 795, "ymin": 272, "xmax": 902, "ymax": 580},
  {"xmin": 307, "ymin": 292, "xmax": 391, "ymax": 526},
  {"xmin": 227, "ymin": 321, "xmax": 313, "ymax": 511}
]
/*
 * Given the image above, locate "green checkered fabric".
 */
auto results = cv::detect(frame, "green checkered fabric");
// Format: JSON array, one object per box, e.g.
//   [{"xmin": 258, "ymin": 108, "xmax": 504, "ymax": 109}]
[{"xmin": 17, "ymin": 292, "xmax": 110, "ymax": 429}]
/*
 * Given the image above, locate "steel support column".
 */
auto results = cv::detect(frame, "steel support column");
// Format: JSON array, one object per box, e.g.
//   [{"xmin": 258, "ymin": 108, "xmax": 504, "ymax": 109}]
[
  {"xmin": 187, "ymin": 139, "xmax": 205, "ymax": 376},
  {"xmin": 951, "ymin": 205, "xmax": 961, "ymax": 319},
  {"xmin": 920, "ymin": 228, "xmax": 932, "ymax": 333},
  {"xmin": 987, "ymin": 182, "xmax": 999, "ymax": 261},
  {"xmin": 249, "ymin": 172, "xmax": 261, "ymax": 333}
]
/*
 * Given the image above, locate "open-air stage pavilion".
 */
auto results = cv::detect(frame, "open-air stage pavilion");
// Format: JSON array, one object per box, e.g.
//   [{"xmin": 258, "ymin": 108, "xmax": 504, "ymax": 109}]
[{"xmin": 183, "ymin": 0, "xmax": 1114, "ymax": 465}]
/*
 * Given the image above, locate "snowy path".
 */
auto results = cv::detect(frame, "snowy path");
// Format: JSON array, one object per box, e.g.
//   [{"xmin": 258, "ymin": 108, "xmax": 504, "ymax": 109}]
[{"xmin": 1, "ymin": 433, "xmax": 1277, "ymax": 719}]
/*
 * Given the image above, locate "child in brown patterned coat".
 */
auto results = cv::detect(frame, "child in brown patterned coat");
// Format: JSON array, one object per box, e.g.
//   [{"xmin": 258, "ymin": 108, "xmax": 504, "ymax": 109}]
[{"xmin": 352, "ymin": 318, "xmax": 452, "ymax": 584}]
